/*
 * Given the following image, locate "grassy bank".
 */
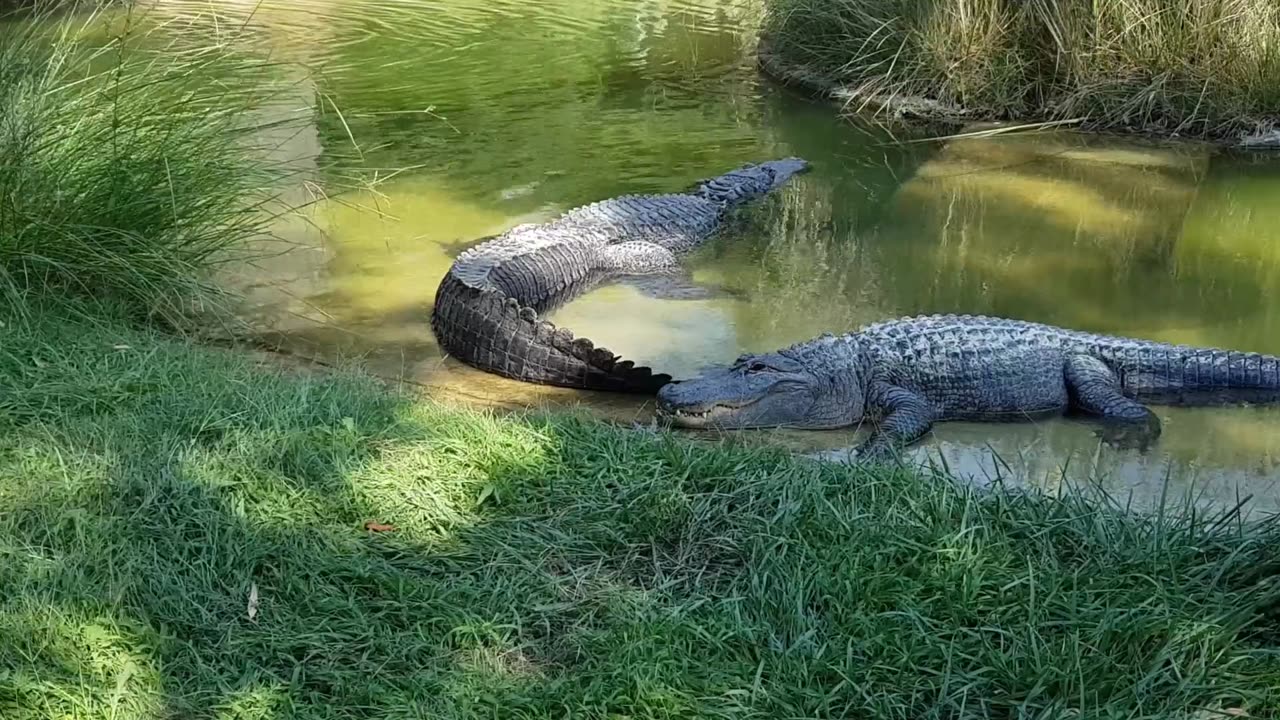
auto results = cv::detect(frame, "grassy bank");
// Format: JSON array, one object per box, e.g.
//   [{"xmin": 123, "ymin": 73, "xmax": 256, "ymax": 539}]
[
  {"xmin": 2, "ymin": 303, "xmax": 1280, "ymax": 719},
  {"xmin": 760, "ymin": 0, "xmax": 1280, "ymax": 142},
  {"xmin": 0, "ymin": 1, "xmax": 313, "ymax": 326}
]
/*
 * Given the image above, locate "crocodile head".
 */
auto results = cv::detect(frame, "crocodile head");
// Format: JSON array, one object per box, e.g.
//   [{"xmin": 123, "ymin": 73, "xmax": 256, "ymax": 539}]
[
  {"xmin": 694, "ymin": 157, "xmax": 811, "ymax": 206},
  {"xmin": 757, "ymin": 157, "xmax": 811, "ymax": 189},
  {"xmin": 656, "ymin": 344, "xmax": 863, "ymax": 430}
]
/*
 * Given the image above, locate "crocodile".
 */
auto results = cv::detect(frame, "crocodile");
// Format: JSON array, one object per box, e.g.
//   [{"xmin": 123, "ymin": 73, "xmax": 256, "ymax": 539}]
[
  {"xmin": 655, "ymin": 314, "xmax": 1280, "ymax": 462},
  {"xmin": 431, "ymin": 157, "xmax": 809, "ymax": 392}
]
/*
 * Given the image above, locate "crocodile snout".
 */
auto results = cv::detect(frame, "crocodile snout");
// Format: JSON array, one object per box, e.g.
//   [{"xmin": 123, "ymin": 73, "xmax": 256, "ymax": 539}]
[{"xmin": 764, "ymin": 157, "xmax": 811, "ymax": 188}]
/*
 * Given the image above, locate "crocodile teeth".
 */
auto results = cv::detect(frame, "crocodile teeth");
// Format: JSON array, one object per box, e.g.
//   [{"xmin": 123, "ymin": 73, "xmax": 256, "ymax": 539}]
[{"xmin": 658, "ymin": 407, "xmax": 716, "ymax": 419}]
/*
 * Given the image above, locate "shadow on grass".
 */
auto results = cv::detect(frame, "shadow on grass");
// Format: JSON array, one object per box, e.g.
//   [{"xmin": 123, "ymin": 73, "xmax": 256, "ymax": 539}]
[{"xmin": 2, "ymin": 305, "xmax": 1280, "ymax": 719}]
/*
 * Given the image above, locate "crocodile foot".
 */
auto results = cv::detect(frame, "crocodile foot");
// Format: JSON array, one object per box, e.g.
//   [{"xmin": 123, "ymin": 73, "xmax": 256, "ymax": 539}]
[
  {"xmin": 851, "ymin": 440, "xmax": 908, "ymax": 467},
  {"xmin": 1094, "ymin": 414, "xmax": 1162, "ymax": 452}
]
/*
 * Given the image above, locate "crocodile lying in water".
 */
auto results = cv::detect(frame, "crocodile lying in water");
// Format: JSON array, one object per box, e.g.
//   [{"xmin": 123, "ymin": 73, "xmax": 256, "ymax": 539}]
[
  {"xmin": 431, "ymin": 158, "xmax": 809, "ymax": 392},
  {"xmin": 656, "ymin": 314, "xmax": 1280, "ymax": 462}
]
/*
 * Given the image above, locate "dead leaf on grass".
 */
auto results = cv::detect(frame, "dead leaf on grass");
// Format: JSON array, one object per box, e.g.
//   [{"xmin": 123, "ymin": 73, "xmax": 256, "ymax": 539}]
[
  {"xmin": 363, "ymin": 521, "xmax": 395, "ymax": 532},
  {"xmin": 247, "ymin": 582, "xmax": 259, "ymax": 621}
]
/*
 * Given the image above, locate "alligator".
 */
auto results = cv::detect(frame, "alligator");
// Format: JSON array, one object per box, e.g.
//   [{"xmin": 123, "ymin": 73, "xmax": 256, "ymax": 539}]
[
  {"xmin": 656, "ymin": 314, "xmax": 1280, "ymax": 462},
  {"xmin": 431, "ymin": 158, "xmax": 809, "ymax": 393}
]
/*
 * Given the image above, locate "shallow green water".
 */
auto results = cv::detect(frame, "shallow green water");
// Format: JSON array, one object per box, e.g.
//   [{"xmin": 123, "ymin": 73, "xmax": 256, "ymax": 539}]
[{"xmin": 145, "ymin": 0, "xmax": 1280, "ymax": 512}]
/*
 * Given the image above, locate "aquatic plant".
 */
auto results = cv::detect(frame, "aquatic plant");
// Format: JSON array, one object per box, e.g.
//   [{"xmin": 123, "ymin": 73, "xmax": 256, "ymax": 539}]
[{"xmin": 762, "ymin": 0, "xmax": 1280, "ymax": 141}]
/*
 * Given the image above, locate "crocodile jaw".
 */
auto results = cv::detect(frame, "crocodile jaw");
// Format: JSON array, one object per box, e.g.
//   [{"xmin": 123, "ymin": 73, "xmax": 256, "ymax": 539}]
[
  {"xmin": 655, "ymin": 399, "xmax": 761, "ymax": 429},
  {"xmin": 655, "ymin": 376, "xmax": 820, "ymax": 429}
]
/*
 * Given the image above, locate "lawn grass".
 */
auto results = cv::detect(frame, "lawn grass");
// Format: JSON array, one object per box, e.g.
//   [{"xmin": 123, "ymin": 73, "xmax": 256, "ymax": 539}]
[
  {"xmin": 760, "ymin": 0, "xmax": 1280, "ymax": 142},
  {"xmin": 3, "ymin": 302, "xmax": 1279, "ymax": 719}
]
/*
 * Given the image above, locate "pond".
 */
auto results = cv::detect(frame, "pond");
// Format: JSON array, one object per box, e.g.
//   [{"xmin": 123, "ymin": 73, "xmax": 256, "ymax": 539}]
[{"xmin": 150, "ymin": 0, "xmax": 1280, "ymax": 513}]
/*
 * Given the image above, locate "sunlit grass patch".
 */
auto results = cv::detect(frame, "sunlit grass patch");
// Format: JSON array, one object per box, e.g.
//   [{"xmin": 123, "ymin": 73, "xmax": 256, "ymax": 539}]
[{"xmin": 0, "ymin": 609, "xmax": 166, "ymax": 720}]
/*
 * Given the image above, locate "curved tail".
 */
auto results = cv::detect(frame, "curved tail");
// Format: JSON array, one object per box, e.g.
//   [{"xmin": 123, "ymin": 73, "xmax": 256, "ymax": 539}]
[{"xmin": 431, "ymin": 273, "xmax": 672, "ymax": 394}]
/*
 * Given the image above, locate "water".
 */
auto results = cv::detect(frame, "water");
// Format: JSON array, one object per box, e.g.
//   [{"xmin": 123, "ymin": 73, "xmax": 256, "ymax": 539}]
[{"xmin": 144, "ymin": 0, "xmax": 1280, "ymax": 513}]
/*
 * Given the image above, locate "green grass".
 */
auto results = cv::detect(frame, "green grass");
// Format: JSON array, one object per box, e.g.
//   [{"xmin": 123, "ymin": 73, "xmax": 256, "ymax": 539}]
[
  {"xmin": 0, "ymin": 0, "xmax": 323, "ymax": 326},
  {"xmin": 3, "ymin": 303, "xmax": 1280, "ymax": 719},
  {"xmin": 761, "ymin": 0, "xmax": 1280, "ymax": 141}
]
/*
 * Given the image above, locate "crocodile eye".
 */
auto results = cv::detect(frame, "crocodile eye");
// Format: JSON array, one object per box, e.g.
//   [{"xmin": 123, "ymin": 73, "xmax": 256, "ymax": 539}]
[{"xmin": 747, "ymin": 361, "xmax": 771, "ymax": 373}]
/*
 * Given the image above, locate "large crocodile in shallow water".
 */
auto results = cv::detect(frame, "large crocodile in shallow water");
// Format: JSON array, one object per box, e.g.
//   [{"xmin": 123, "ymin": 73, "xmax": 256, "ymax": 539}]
[
  {"xmin": 656, "ymin": 314, "xmax": 1280, "ymax": 462},
  {"xmin": 431, "ymin": 158, "xmax": 809, "ymax": 392}
]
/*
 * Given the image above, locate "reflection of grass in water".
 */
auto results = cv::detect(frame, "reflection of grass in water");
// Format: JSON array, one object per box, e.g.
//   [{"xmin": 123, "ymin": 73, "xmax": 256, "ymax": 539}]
[
  {"xmin": 693, "ymin": 185, "xmax": 893, "ymax": 346},
  {"xmin": 4, "ymin": 303, "xmax": 1280, "ymax": 718},
  {"xmin": 864, "ymin": 131, "xmax": 1280, "ymax": 350},
  {"xmin": 1175, "ymin": 158, "xmax": 1280, "ymax": 342},
  {"xmin": 299, "ymin": 0, "xmax": 774, "ymax": 203}
]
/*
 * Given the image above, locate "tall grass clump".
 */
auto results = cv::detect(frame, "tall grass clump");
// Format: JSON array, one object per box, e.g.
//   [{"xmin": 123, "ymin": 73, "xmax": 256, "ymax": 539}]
[
  {"xmin": 762, "ymin": 0, "xmax": 1280, "ymax": 141},
  {"xmin": 0, "ymin": 0, "xmax": 313, "ymax": 325}
]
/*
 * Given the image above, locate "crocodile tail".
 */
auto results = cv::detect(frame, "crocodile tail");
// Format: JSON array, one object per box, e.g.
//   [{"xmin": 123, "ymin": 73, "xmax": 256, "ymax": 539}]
[
  {"xmin": 431, "ymin": 273, "xmax": 672, "ymax": 394},
  {"xmin": 1149, "ymin": 346, "xmax": 1280, "ymax": 397}
]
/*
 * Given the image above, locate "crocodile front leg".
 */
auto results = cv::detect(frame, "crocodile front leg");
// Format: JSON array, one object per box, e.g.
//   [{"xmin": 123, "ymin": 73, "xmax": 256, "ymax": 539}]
[
  {"xmin": 854, "ymin": 382, "xmax": 937, "ymax": 465},
  {"xmin": 1065, "ymin": 354, "xmax": 1162, "ymax": 451}
]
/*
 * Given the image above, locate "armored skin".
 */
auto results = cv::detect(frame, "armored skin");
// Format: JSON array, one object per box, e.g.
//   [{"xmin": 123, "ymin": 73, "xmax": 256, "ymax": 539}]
[
  {"xmin": 656, "ymin": 314, "xmax": 1280, "ymax": 461},
  {"xmin": 431, "ymin": 158, "xmax": 810, "ymax": 392}
]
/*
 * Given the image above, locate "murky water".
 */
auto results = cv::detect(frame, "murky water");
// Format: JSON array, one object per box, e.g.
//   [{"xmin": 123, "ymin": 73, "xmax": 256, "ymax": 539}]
[{"xmin": 137, "ymin": 0, "xmax": 1280, "ymax": 513}]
